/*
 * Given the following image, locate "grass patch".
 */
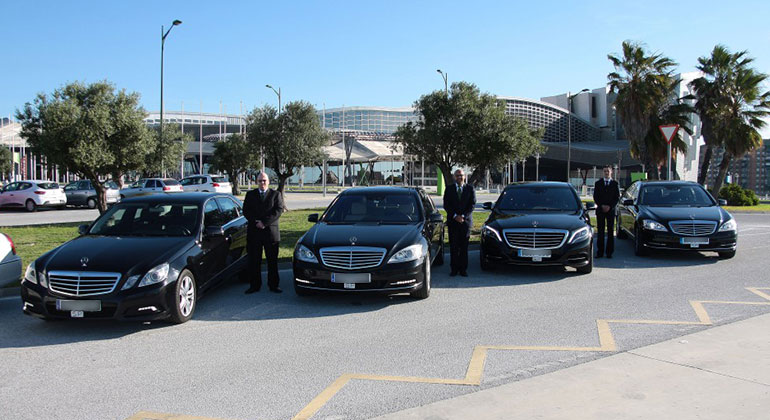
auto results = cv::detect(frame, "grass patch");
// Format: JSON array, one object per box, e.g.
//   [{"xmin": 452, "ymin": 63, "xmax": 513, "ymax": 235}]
[{"xmin": 723, "ymin": 204, "xmax": 770, "ymax": 213}]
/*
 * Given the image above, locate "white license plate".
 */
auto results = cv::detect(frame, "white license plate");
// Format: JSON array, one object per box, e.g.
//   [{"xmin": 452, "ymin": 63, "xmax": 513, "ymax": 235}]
[
  {"xmin": 56, "ymin": 299, "xmax": 101, "ymax": 312},
  {"xmin": 681, "ymin": 237, "xmax": 709, "ymax": 248},
  {"xmin": 331, "ymin": 273, "xmax": 371, "ymax": 283},
  {"xmin": 70, "ymin": 310, "xmax": 84, "ymax": 318},
  {"xmin": 518, "ymin": 249, "xmax": 551, "ymax": 261},
  {"xmin": 344, "ymin": 283, "xmax": 355, "ymax": 289}
]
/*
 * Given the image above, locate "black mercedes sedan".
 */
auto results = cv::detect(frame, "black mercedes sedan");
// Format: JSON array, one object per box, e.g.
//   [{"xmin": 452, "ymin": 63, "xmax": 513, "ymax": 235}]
[
  {"xmin": 21, "ymin": 193, "xmax": 247, "ymax": 323},
  {"xmin": 616, "ymin": 181, "xmax": 738, "ymax": 258},
  {"xmin": 293, "ymin": 186, "xmax": 444, "ymax": 299},
  {"xmin": 480, "ymin": 182, "xmax": 596, "ymax": 274}
]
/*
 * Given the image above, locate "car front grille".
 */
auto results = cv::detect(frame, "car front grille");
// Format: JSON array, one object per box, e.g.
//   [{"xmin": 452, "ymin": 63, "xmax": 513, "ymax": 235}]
[
  {"xmin": 669, "ymin": 220, "xmax": 717, "ymax": 236},
  {"xmin": 48, "ymin": 271, "xmax": 121, "ymax": 297},
  {"xmin": 503, "ymin": 229, "xmax": 568, "ymax": 249},
  {"xmin": 319, "ymin": 247, "xmax": 386, "ymax": 270}
]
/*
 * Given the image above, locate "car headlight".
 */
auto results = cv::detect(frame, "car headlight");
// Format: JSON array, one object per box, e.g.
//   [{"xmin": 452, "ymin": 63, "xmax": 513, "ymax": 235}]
[
  {"xmin": 138, "ymin": 263, "xmax": 170, "ymax": 287},
  {"xmin": 642, "ymin": 219, "xmax": 667, "ymax": 231},
  {"xmin": 24, "ymin": 263, "xmax": 37, "ymax": 285},
  {"xmin": 121, "ymin": 275, "xmax": 141, "ymax": 290},
  {"xmin": 295, "ymin": 244, "xmax": 318, "ymax": 263},
  {"xmin": 482, "ymin": 225, "xmax": 502, "ymax": 242},
  {"xmin": 568, "ymin": 226, "xmax": 592, "ymax": 244},
  {"xmin": 388, "ymin": 244, "xmax": 424, "ymax": 264},
  {"xmin": 719, "ymin": 219, "xmax": 737, "ymax": 232}
]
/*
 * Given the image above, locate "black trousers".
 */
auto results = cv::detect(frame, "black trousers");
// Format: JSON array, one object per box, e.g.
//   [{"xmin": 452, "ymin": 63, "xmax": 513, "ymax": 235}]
[
  {"xmin": 596, "ymin": 210, "xmax": 615, "ymax": 256},
  {"xmin": 448, "ymin": 220, "xmax": 470, "ymax": 272},
  {"xmin": 247, "ymin": 239, "xmax": 280, "ymax": 289}
]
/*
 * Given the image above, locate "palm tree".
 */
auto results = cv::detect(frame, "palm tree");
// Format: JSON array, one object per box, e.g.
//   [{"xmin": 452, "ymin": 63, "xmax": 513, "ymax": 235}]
[
  {"xmin": 690, "ymin": 45, "xmax": 753, "ymax": 186},
  {"xmin": 710, "ymin": 66, "xmax": 770, "ymax": 196},
  {"xmin": 608, "ymin": 41, "xmax": 677, "ymax": 177}
]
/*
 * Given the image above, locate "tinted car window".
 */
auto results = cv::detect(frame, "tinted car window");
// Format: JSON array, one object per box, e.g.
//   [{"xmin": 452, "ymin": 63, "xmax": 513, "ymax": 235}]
[
  {"xmin": 89, "ymin": 202, "xmax": 199, "ymax": 236},
  {"xmin": 211, "ymin": 176, "xmax": 228, "ymax": 183},
  {"xmin": 180, "ymin": 178, "xmax": 194, "ymax": 186},
  {"xmin": 163, "ymin": 179, "xmax": 180, "ymax": 186},
  {"xmin": 36, "ymin": 182, "xmax": 59, "ymax": 189},
  {"xmin": 203, "ymin": 199, "xmax": 225, "ymax": 227},
  {"xmin": 639, "ymin": 185, "xmax": 716, "ymax": 207},
  {"xmin": 418, "ymin": 190, "xmax": 435, "ymax": 214},
  {"xmin": 216, "ymin": 197, "xmax": 240, "ymax": 223},
  {"xmin": 3, "ymin": 183, "xmax": 18, "ymax": 191},
  {"xmin": 497, "ymin": 186, "xmax": 580, "ymax": 212},
  {"xmin": 19, "ymin": 183, "xmax": 32, "ymax": 190},
  {"xmin": 77, "ymin": 181, "xmax": 91, "ymax": 190},
  {"xmin": 64, "ymin": 182, "xmax": 78, "ymax": 191},
  {"xmin": 144, "ymin": 180, "xmax": 156, "ymax": 188},
  {"xmin": 323, "ymin": 193, "xmax": 422, "ymax": 223}
]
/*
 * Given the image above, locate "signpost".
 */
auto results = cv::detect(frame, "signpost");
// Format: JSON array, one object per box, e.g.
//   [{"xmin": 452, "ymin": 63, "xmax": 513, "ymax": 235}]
[{"xmin": 659, "ymin": 124, "xmax": 679, "ymax": 181}]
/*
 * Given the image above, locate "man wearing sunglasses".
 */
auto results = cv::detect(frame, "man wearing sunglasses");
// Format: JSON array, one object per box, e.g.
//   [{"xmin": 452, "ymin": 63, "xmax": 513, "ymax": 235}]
[
  {"xmin": 243, "ymin": 172, "xmax": 284, "ymax": 294},
  {"xmin": 443, "ymin": 169, "xmax": 476, "ymax": 277}
]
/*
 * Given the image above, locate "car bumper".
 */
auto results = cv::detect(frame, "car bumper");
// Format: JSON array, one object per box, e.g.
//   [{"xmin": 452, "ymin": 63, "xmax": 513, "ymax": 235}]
[
  {"xmin": 293, "ymin": 259, "xmax": 425, "ymax": 294},
  {"xmin": 481, "ymin": 235, "xmax": 592, "ymax": 267},
  {"xmin": 638, "ymin": 229, "xmax": 738, "ymax": 251},
  {"xmin": 38, "ymin": 198, "xmax": 67, "ymax": 207},
  {"xmin": 20, "ymin": 279, "xmax": 175, "ymax": 321}
]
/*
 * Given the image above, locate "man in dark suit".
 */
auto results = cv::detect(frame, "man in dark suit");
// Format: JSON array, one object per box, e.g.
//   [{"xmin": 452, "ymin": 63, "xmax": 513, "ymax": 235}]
[
  {"xmin": 593, "ymin": 166, "xmax": 620, "ymax": 259},
  {"xmin": 443, "ymin": 169, "xmax": 476, "ymax": 277},
  {"xmin": 242, "ymin": 172, "xmax": 284, "ymax": 294}
]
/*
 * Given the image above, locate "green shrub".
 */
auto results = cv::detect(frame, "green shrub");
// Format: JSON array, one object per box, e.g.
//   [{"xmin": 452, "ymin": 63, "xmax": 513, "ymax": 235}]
[{"xmin": 719, "ymin": 184, "xmax": 760, "ymax": 206}]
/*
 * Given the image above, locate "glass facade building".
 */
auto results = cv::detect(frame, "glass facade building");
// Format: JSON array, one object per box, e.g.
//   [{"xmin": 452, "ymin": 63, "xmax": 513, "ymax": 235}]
[{"xmin": 318, "ymin": 106, "xmax": 418, "ymax": 134}]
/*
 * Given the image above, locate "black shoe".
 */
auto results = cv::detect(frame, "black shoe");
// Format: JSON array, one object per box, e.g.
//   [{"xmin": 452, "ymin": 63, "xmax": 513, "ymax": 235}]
[
  {"xmin": 245, "ymin": 286, "xmax": 261, "ymax": 294},
  {"xmin": 606, "ymin": 254, "xmax": 613, "ymax": 259},
  {"xmin": 450, "ymin": 271, "xmax": 458, "ymax": 277},
  {"xmin": 269, "ymin": 287, "xmax": 283, "ymax": 294},
  {"xmin": 460, "ymin": 271, "xmax": 468, "ymax": 277}
]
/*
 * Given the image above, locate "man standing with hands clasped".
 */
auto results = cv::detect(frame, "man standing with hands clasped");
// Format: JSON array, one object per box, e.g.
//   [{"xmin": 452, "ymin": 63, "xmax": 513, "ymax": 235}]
[
  {"xmin": 593, "ymin": 166, "xmax": 620, "ymax": 259},
  {"xmin": 443, "ymin": 168, "xmax": 476, "ymax": 277},
  {"xmin": 243, "ymin": 172, "xmax": 284, "ymax": 294}
]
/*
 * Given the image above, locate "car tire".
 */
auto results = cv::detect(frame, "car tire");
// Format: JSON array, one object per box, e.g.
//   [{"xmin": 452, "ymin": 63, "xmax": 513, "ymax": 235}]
[
  {"xmin": 718, "ymin": 250, "xmax": 736, "ymax": 259},
  {"xmin": 25, "ymin": 199, "xmax": 37, "ymax": 212},
  {"xmin": 577, "ymin": 248, "xmax": 593, "ymax": 274},
  {"xmin": 433, "ymin": 234, "xmax": 444, "ymax": 266},
  {"xmin": 411, "ymin": 256, "xmax": 431, "ymax": 299},
  {"xmin": 87, "ymin": 198, "xmax": 97, "ymax": 209},
  {"xmin": 634, "ymin": 226, "xmax": 648, "ymax": 256},
  {"xmin": 168, "ymin": 269, "xmax": 196, "ymax": 324},
  {"xmin": 616, "ymin": 216, "xmax": 627, "ymax": 239}
]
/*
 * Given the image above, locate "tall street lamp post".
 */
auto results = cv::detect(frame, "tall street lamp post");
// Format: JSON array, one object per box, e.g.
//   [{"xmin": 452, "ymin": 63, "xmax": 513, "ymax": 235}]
[
  {"xmin": 160, "ymin": 19, "xmax": 182, "ymax": 177},
  {"xmin": 265, "ymin": 85, "xmax": 281, "ymax": 175},
  {"xmin": 436, "ymin": 69, "xmax": 448, "ymax": 95},
  {"xmin": 566, "ymin": 88, "xmax": 589, "ymax": 183}
]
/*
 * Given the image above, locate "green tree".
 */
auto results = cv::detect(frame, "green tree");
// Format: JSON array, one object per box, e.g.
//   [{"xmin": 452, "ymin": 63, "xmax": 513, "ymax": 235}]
[
  {"xmin": 393, "ymin": 81, "xmax": 544, "ymax": 187},
  {"xmin": 143, "ymin": 123, "xmax": 191, "ymax": 178},
  {"xmin": 246, "ymin": 101, "xmax": 329, "ymax": 198},
  {"xmin": 15, "ymin": 81, "xmax": 153, "ymax": 212},
  {"xmin": 0, "ymin": 147, "xmax": 11, "ymax": 180},
  {"xmin": 210, "ymin": 133, "xmax": 259, "ymax": 195},
  {"xmin": 638, "ymin": 99, "xmax": 694, "ymax": 179},
  {"xmin": 608, "ymin": 41, "xmax": 678, "ymax": 176}
]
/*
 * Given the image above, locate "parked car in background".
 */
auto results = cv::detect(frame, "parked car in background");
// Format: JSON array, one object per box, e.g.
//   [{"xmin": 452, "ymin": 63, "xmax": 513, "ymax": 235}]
[
  {"xmin": 120, "ymin": 178, "xmax": 183, "ymax": 199},
  {"xmin": 64, "ymin": 180, "xmax": 121, "ymax": 208},
  {"xmin": 616, "ymin": 181, "xmax": 738, "ymax": 258},
  {"xmin": 0, "ymin": 180, "xmax": 67, "ymax": 212},
  {"xmin": 21, "ymin": 193, "xmax": 248, "ymax": 323},
  {"xmin": 293, "ymin": 186, "xmax": 444, "ymax": 299},
  {"xmin": 180, "ymin": 174, "xmax": 231, "ymax": 194},
  {"xmin": 480, "ymin": 182, "xmax": 596, "ymax": 274},
  {"xmin": 1, "ymin": 233, "xmax": 22, "ymax": 287}
]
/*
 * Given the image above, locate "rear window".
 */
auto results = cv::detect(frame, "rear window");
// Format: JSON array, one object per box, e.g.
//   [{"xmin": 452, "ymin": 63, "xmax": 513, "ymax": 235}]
[
  {"xmin": 106, "ymin": 181, "xmax": 119, "ymax": 189},
  {"xmin": 211, "ymin": 176, "xmax": 228, "ymax": 183},
  {"xmin": 37, "ymin": 183, "xmax": 59, "ymax": 189},
  {"xmin": 162, "ymin": 179, "xmax": 180, "ymax": 186}
]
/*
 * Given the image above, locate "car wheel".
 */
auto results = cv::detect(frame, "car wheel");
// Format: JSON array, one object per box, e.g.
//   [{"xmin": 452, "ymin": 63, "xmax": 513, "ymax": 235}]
[
  {"xmin": 718, "ymin": 250, "xmax": 736, "ymax": 259},
  {"xmin": 87, "ymin": 198, "xmax": 97, "ymax": 209},
  {"xmin": 634, "ymin": 226, "xmax": 648, "ymax": 256},
  {"xmin": 616, "ymin": 216, "xmax": 627, "ymax": 239},
  {"xmin": 577, "ymin": 248, "xmax": 593, "ymax": 274},
  {"xmin": 25, "ymin": 199, "xmax": 37, "ymax": 212},
  {"xmin": 433, "ymin": 235, "xmax": 444, "ymax": 266},
  {"xmin": 168, "ymin": 269, "xmax": 196, "ymax": 324},
  {"xmin": 411, "ymin": 256, "xmax": 431, "ymax": 299}
]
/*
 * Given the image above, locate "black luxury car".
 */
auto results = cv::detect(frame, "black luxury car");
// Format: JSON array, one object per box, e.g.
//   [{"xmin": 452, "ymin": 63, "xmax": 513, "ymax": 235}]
[
  {"xmin": 21, "ymin": 193, "xmax": 247, "ymax": 323},
  {"xmin": 293, "ymin": 186, "xmax": 444, "ymax": 298},
  {"xmin": 480, "ymin": 182, "xmax": 596, "ymax": 273},
  {"xmin": 616, "ymin": 181, "xmax": 738, "ymax": 258}
]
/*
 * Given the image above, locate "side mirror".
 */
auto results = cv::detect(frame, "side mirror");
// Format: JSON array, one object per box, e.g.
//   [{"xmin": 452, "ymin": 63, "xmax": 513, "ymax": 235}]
[
  {"xmin": 718, "ymin": 199, "xmax": 727, "ymax": 206},
  {"xmin": 482, "ymin": 202, "xmax": 493, "ymax": 210},
  {"xmin": 428, "ymin": 213, "xmax": 443, "ymax": 223},
  {"xmin": 622, "ymin": 198, "xmax": 635, "ymax": 206},
  {"xmin": 78, "ymin": 224, "xmax": 89, "ymax": 235},
  {"xmin": 307, "ymin": 213, "xmax": 319, "ymax": 223},
  {"xmin": 584, "ymin": 201, "xmax": 597, "ymax": 211},
  {"xmin": 204, "ymin": 225, "xmax": 225, "ymax": 238}
]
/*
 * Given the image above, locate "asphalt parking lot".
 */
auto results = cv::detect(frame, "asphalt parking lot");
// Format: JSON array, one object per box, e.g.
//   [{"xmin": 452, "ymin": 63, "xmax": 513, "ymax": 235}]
[{"xmin": 1, "ymin": 213, "xmax": 768, "ymax": 420}]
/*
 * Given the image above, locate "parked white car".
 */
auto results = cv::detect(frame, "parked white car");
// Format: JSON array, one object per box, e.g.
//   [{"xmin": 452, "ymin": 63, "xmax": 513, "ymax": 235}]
[
  {"xmin": 0, "ymin": 233, "xmax": 22, "ymax": 287},
  {"xmin": 0, "ymin": 180, "xmax": 67, "ymax": 211},
  {"xmin": 180, "ymin": 174, "xmax": 232, "ymax": 193},
  {"xmin": 120, "ymin": 178, "xmax": 184, "ymax": 199}
]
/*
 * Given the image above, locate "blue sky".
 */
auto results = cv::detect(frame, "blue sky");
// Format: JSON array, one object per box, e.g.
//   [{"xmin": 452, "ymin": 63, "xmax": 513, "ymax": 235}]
[{"xmin": 2, "ymin": 0, "xmax": 769, "ymax": 128}]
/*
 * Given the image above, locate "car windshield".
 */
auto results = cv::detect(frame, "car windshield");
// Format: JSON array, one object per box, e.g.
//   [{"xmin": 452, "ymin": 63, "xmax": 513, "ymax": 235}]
[
  {"xmin": 497, "ymin": 186, "xmax": 580, "ymax": 212},
  {"xmin": 88, "ymin": 202, "xmax": 200, "ymax": 236},
  {"xmin": 639, "ymin": 185, "xmax": 715, "ymax": 207},
  {"xmin": 37, "ymin": 182, "xmax": 59, "ymax": 189},
  {"xmin": 211, "ymin": 176, "xmax": 228, "ymax": 183},
  {"xmin": 322, "ymin": 193, "xmax": 421, "ymax": 224}
]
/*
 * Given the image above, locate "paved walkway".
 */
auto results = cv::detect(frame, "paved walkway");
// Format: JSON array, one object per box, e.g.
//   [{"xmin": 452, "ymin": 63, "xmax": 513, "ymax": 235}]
[{"xmin": 375, "ymin": 312, "xmax": 770, "ymax": 420}]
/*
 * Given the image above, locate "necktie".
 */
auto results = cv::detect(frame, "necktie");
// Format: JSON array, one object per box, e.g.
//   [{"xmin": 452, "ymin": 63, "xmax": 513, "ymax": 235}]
[
  {"xmin": 605, "ymin": 180, "xmax": 609, "ymax": 187},
  {"xmin": 457, "ymin": 185, "xmax": 462, "ymax": 200}
]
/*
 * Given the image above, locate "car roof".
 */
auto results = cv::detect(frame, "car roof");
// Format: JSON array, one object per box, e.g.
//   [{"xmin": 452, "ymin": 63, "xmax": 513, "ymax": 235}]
[
  {"xmin": 636, "ymin": 180, "xmax": 702, "ymax": 186},
  {"xmin": 119, "ymin": 192, "xmax": 237, "ymax": 205},
  {"xmin": 504, "ymin": 181, "xmax": 573, "ymax": 189},
  {"xmin": 340, "ymin": 186, "xmax": 420, "ymax": 195},
  {"xmin": 17, "ymin": 180, "xmax": 59, "ymax": 184}
]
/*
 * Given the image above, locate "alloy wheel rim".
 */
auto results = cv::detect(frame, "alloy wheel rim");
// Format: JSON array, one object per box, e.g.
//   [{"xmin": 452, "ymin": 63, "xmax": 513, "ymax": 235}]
[{"xmin": 178, "ymin": 276, "xmax": 195, "ymax": 317}]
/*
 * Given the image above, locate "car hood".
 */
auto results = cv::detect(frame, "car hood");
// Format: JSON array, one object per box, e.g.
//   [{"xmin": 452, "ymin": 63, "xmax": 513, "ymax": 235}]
[
  {"xmin": 640, "ymin": 206, "xmax": 727, "ymax": 222},
  {"xmin": 303, "ymin": 222, "xmax": 421, "ymax": 250},
  {"xmin": 486, "ymin": 211, "xmax": 587, "ymax": 231},
  {"xmin": 38, "ymin": 235, "xmax": 193, "ymax": 276}
]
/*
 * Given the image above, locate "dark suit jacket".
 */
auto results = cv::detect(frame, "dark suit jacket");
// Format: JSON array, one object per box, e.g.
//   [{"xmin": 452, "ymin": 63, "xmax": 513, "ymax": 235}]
[
  {"xmin": 443, "ymin": 183, "xmax": 476, "ymax": 236},
  {"xmin": 593, "ymin": 179, "xmax": 620, "ymax": 214},
  {"xmin": 242, "ymin": 188, "xmax": 284, "ymax": 242}
]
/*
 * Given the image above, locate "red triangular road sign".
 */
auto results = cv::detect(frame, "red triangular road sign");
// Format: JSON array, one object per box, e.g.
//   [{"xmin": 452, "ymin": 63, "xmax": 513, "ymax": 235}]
[{"xmin": 659, "ymin": 124, "xmax": 679, "ymax": 144}]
